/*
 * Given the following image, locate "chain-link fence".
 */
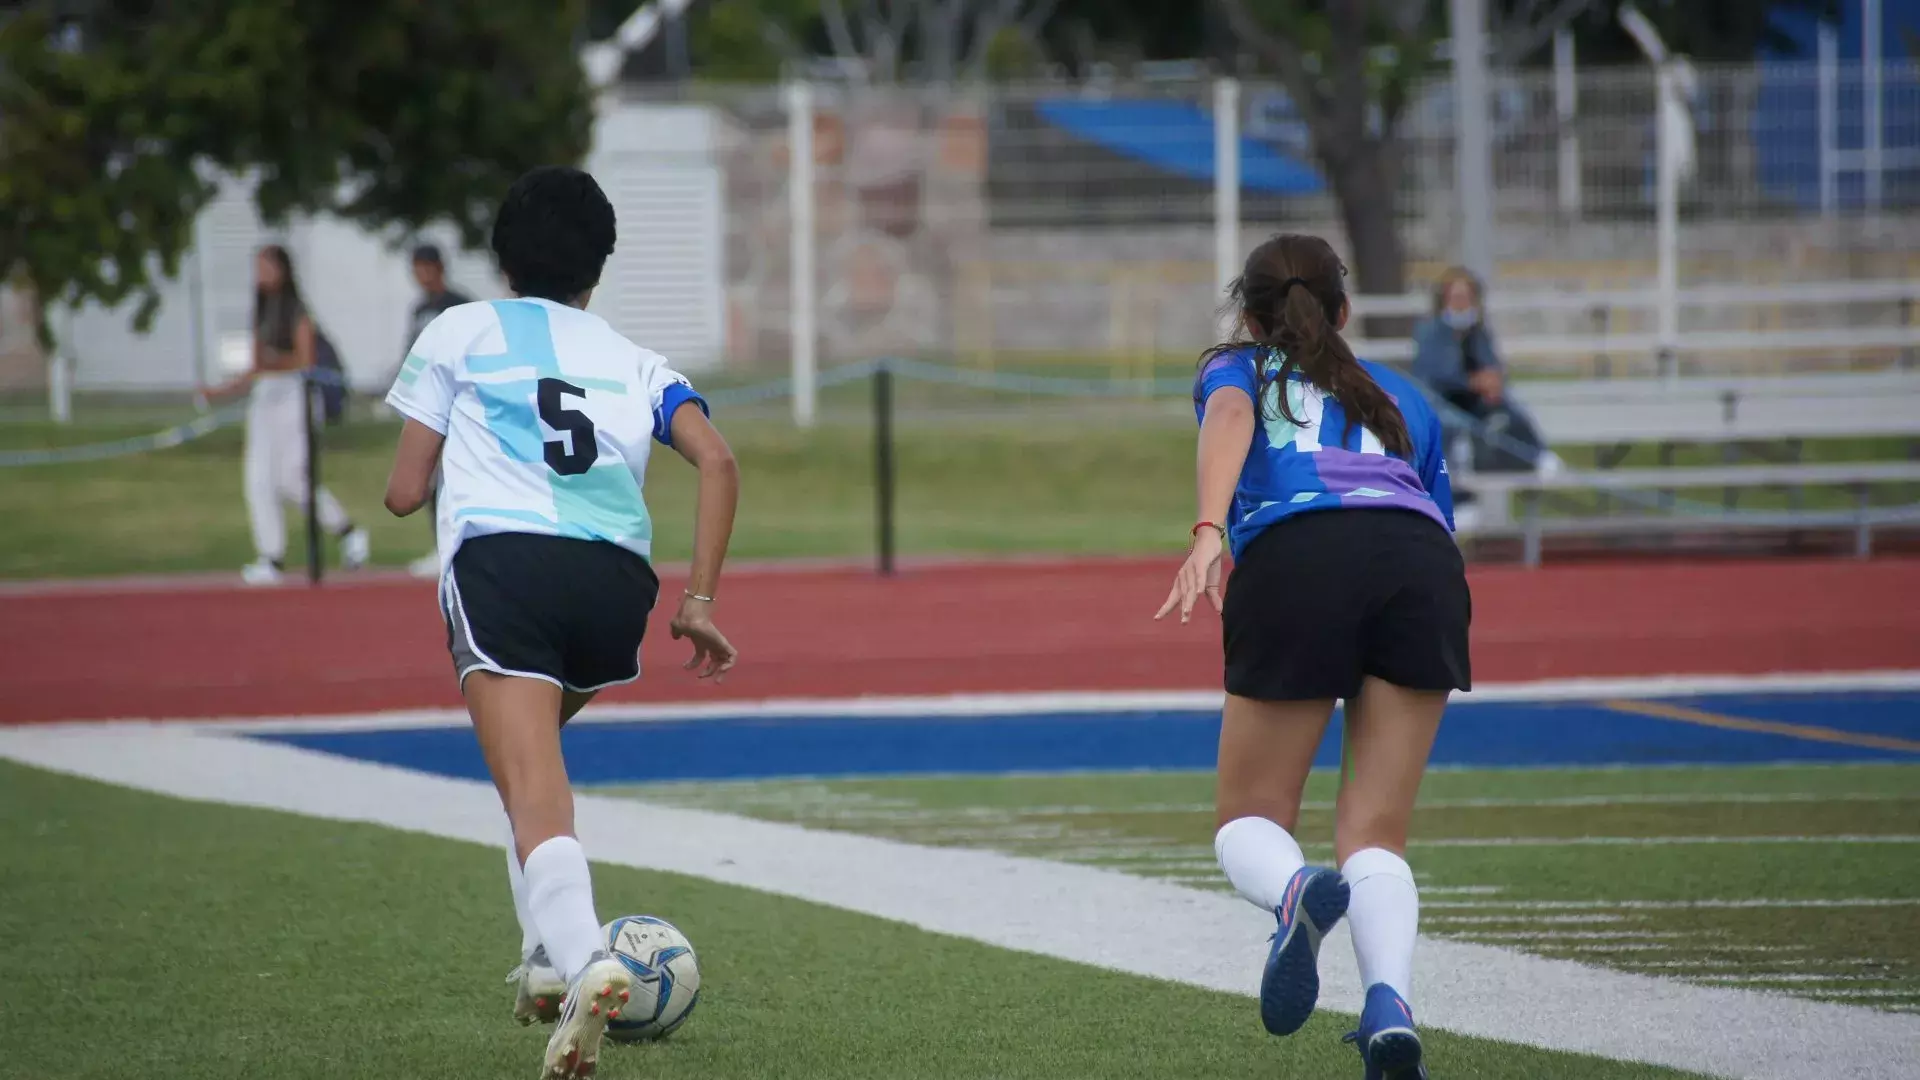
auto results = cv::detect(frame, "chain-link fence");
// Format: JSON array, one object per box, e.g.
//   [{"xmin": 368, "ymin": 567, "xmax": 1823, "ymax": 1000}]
[
  {"xmin": 688, "ymin": 62, "xmax": 1920, "ymax": 383},
  {"xmin": 23, "ymin": 60, "xmax": 1920, "ymax": 401}
]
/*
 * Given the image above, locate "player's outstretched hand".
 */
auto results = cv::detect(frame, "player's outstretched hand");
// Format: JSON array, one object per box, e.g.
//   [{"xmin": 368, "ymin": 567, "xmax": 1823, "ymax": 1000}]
[
  {"xmin": 1154, "ymin": 529, "xmax": 1224, "ymax": 624},
  {"xmin": 670, "ymin": 597, "xmax": 738, "ymax": 683}
]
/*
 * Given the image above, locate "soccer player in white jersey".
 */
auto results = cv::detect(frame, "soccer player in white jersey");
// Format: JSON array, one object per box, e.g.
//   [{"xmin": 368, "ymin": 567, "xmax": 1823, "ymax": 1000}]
[{"xmin": 382, "ymin": 166, "xmax": 740, "ymax": 1079}]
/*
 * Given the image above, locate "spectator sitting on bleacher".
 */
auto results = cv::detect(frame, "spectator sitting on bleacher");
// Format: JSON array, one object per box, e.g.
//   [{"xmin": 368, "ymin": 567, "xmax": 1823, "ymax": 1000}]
[{"xmin": 1411, "ymin": 267, "xmax": 1562, "ymax": 482}]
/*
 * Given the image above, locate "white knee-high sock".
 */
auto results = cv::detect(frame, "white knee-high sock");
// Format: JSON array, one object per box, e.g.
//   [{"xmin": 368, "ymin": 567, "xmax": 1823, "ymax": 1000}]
[
  {"xmin": 506, "ymin": 832, "xmax": 542, "ymax": 958},
  {"xmin": 522, "ymin": 836, "xmax": 604, "ymax": 984},
  {"xmin": 1214, "ymin": 816, "xmax": 1307, "ymax": 912},
  {"xmin": 1343, "ymin": 847, "xmax": 1419, "ymax": 1001}
]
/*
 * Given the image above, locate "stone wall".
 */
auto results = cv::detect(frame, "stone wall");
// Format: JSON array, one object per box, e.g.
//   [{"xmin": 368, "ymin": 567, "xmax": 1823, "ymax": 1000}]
[{"xmin": 0, "ymin": 286, "xmax": 42, "ymax": 391}]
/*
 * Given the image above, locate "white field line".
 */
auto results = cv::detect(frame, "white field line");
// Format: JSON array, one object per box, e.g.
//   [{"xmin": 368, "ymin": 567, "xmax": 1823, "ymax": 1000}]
[
  {"xmin": 1407, "ymin": 792, "xmax": 1919, "ymax": 808},
  {"xmin": 1621, "ymin": 960, "xmax": 1859, "ymax": 971},
  {"xmin": 1558, "ymin": 944, "xmax": 1813, "ymax": 954},
  {"xmin": 128, "ymin": 668, "xmax": 1920, "ymax": 731},
  {"xmin": 1691, "ymin": 975, "xmax": 1898, "ymax": 986},
  {"xmin": 1426, "ymin": 898, "xmax": 1920, "ymax": 911},
  {"xmin": 1427, "ymin": 914, "xmax": 1631, "ymax": 926},
  {"xmin": 1451, "ymin": 931, "xmax": 1694, "ymax": 942},
  {"xmin": 3, "ymin": 726, "xmax": 1917, "ymax": 1080},
  {"xmin": 1402, "ymin": 834, "xmax": 1920, "ymax": 847},
  {"xmin": 632, "ymin": 791, "xmax": 1920, "ymax": 820}
]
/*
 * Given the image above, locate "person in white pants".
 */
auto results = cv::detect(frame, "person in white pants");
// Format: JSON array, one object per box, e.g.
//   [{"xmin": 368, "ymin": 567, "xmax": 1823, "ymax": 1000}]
[{"xmin": 207, "ymin": 246, "xmax": 370, "ymax": 585}]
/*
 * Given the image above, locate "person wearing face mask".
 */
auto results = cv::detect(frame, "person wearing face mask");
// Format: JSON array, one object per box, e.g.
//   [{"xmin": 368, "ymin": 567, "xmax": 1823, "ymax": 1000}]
[
  {"xmin": 1413, "ymin": 268, "xmax": 1504, "ymax": 418},
  {"xmin": 1411, "ymin": 268, "xmax": 1558, "ymax": 483}
]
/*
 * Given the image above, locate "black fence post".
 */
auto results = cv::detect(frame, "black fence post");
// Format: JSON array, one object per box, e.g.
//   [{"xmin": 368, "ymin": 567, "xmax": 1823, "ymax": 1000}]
[
  {"xmin": 304, "ymin": 374, "xmax": 323, "ymax": 586},
  {"xmin": 873, "ymin": 362, "xmax": 896, "ymax": 577}
]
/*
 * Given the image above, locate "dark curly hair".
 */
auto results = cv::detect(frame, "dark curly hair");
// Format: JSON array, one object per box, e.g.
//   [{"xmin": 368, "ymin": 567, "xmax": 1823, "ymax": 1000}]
[{"xmin": 491, "ymin": 166, "xmax": 616, "ymax": 303}]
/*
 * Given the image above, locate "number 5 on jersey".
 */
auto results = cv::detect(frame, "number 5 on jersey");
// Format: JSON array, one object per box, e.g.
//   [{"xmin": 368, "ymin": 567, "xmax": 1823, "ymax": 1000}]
[{"xmin": 537, "ymin": 377, "xmax": 598, "ymax": 476}]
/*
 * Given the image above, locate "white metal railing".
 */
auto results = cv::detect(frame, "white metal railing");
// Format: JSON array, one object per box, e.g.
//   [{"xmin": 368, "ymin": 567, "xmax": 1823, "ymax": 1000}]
[
  {"xmin": 1455, "ymin": 461, "xmax": 1920, "ymax": 566},
  {"xmin": 1347, "ymin": 279, "xmax": 1920, "ymax": 370},
  {"xmin": 1352, "ymin": 278, "xmax": 1920, "ymax": 318}
]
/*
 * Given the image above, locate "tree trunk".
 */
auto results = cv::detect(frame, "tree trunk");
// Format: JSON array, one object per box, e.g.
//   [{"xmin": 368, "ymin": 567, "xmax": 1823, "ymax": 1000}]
[{"xmin": 1324, "ymin": 140, "xmax": 1412, "ymax": 341}]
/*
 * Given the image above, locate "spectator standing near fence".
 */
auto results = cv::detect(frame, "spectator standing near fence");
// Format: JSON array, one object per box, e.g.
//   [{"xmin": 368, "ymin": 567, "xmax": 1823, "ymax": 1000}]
[
  {"xmin": 204, "ymin": 246, "xmax": 371, "ymax": 585},
  {"xmin": 1160, "ymin": 234, "xmax": 1466, "ymax": 1080},
  {"xmin": 402, "ymin": 245, "xmax": 474, "ymax": 578}
]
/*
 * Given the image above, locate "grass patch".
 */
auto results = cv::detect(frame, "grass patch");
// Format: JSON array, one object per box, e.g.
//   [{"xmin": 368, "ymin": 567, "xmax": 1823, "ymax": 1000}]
[
  {"xmin": 615, "ymin": 763, "xmax": 1920, "ymax": 1012},
  {"xmin": 3, "ymin": 378, "xmax": 1913, "ymax": 578},
  {"xmin": 0, "ymin": 760, "xmax": 1704, "ymax": 1079},
  {"xmin": 0, "ymin": 411, "xmax": 1197, "ymax": 578}
]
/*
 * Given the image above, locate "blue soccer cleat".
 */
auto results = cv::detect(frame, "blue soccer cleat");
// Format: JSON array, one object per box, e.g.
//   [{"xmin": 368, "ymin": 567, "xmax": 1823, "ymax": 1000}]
[
  {"xmin": 1343, "ymin": 982, "xmax": 1427, "ymax": 1079},
  {"xmin": 1259, "ymin": 865, "xmax": 1350, "ymax": 1036}
]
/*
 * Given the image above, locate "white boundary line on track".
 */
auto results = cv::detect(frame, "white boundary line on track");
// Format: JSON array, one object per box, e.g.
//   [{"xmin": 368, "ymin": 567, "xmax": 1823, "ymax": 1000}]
[
  {"xmin": 1, "ymin": 724, "xmax": 1915, "ymax": 1080},
  {"xmin": 71, "ymin": 668, "xmax": 1920, "ymax": 733}
]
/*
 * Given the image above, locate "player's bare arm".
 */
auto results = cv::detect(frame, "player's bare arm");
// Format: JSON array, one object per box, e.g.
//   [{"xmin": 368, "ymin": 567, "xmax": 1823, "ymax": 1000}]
[
  {"xmin": 383, "ymin": 418, "xmax": 446, "ymax": 517},
  {"xmin": 665, "ymin": 402, "xmax": 739, "ymax": 682}
]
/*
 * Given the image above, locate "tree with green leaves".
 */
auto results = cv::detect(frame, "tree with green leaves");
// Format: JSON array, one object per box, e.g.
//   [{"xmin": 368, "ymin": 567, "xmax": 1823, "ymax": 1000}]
[
  {"xmin": 608, "ymin": 0, "xmax": 1064, "ymax": 83},
  {"xmin": 1215, "ymin": 0, "xmax": 1605, "ymax": 304},
  {"xmin": 0, "ymin": 0, "xmax": 595, "ymax": 349}
]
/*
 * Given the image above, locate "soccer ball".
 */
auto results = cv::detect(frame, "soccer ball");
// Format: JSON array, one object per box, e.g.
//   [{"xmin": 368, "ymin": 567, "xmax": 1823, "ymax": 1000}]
[{"xmin": 601, "ymin": 915, "xmax": 700, "ymax": 1042}]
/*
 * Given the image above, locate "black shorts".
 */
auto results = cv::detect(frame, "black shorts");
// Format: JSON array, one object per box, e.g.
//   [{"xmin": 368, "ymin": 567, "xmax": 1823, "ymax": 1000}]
[
  {"xmin": 1222, "ymin": 509, "xmax": 1471, "ymax": 701},
  {"xmin": 441, "ymin": 533, "xmax": 660, "ymax": 692}
]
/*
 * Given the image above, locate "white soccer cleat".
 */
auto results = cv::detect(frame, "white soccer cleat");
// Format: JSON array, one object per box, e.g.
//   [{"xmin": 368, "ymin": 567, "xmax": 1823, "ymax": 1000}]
[
  {"xmin": 340, "ymin": 527, "xmax": 372, "ymax": 570},
  {"xmin": 408, "ymin": 551, "xmax": 441, "ymax": 579},
  {"xmin": 508, "ymin": 946, "xmax": 568, "ymax": 1026},
  {"xmin": 240, "ymin": 559, "xmax": 283, "ymax": 587},
  {"xmin": 541, "ymin": 952, "xmax": 632, "ymax": 1078}
]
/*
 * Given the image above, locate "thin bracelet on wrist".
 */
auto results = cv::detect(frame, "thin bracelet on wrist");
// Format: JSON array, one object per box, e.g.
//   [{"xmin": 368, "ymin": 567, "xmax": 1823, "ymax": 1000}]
[{"xmin": 684, "ymin": 589, "xmax": 716, "ymax": 603}]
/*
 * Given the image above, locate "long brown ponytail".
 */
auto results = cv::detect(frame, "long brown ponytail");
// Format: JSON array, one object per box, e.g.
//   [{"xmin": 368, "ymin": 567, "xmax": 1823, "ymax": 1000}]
[{"xmin": 1200, "ymin": 234, "xmax": 1411, "ymax": 457}]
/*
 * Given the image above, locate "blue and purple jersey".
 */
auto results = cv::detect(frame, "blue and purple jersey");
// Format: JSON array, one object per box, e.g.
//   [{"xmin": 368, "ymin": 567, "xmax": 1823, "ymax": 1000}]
[{"xmin": 1194, "ymin": 348, "xmax": 1454, "ymax": 560}]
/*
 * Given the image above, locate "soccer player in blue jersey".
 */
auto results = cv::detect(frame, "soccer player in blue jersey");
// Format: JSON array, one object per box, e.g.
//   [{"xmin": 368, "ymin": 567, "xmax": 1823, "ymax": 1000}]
[
  {"xmin": 1156, "ymin": 234, "xmax": 1468, "ymax": 1079},
  {"xmin": 383, "ymin": 166, "xmax": 740, "ymax": 1079}
]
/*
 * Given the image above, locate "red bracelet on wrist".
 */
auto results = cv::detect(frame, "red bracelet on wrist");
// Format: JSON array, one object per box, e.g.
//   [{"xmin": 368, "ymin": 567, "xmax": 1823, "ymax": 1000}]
[{"xmin": 1191, "ymin": 521, "xmax": 1226, "ymax": 540}]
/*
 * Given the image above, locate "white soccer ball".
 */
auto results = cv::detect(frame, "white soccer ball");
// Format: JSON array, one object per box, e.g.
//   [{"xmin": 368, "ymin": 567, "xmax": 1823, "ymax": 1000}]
[{"xmin": 601, "ymin": 915, "xmax": 700, "ymax": 1042}]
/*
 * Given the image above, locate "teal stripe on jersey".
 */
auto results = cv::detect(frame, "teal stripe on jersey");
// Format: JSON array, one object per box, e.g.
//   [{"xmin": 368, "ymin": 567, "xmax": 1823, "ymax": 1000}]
[
  {"xmin": 455, "ymin": 506, "xmax": 556, "ymax": 527},
  {"xmin": 396, "ymin": 353, "xmax": 429, "ymax": 386},
  {"xmin": 472, "ymin": 380, "xmax": 543, "ymax": 463},
  {"xmin": 552, "ymin": 462, "xmax": 652, "ymax": 545}
]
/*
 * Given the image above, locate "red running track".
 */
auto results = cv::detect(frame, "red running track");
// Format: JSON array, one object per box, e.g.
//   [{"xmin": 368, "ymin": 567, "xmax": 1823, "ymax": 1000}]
[{"xmin": 3, "ymin": 557, "xmax": 1918, "ymax": 724}]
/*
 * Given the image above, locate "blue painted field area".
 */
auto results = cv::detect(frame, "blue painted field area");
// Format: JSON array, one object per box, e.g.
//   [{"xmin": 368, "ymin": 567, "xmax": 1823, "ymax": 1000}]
[
  {"xmin": 1679, "ymin": 691, "xmax": 1920, "ymax": 741},
  {"xmin": 255, "ymin": 690, "xmax": 1920, "ymax": 784}
]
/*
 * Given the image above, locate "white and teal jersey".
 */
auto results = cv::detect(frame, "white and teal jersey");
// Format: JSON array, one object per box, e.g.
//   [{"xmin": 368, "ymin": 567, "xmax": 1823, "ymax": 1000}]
[{"xmin": 385, "ymin": 297, "xmax": 707, "ymax": 577}]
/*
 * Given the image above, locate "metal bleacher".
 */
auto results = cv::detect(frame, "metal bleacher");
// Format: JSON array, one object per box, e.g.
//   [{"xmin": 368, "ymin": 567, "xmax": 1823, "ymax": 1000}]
[{"xmin": 1348, "ymin": 279, "xmax": 1920, "ymax": 564}]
